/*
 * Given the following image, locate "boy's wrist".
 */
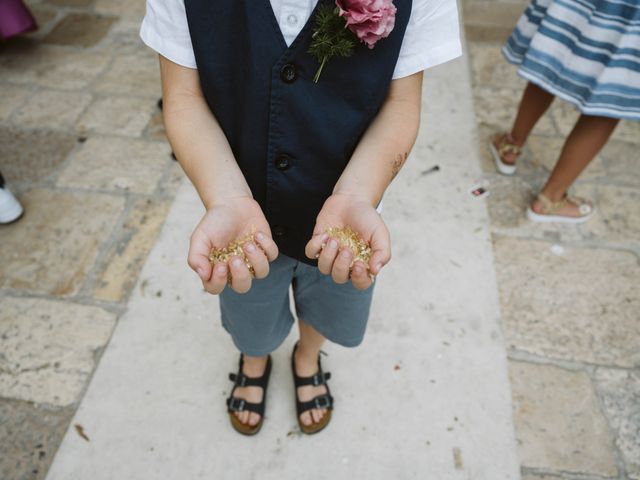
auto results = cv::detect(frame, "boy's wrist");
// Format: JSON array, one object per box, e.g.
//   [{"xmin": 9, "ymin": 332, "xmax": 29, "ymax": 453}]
[
  {"xmin": 203, "ymin": 188, "xmax": 253, "ymax": 210},
  {"xmin": 331, "ymin": 186, "xmax": 381, "ymax": 208}
]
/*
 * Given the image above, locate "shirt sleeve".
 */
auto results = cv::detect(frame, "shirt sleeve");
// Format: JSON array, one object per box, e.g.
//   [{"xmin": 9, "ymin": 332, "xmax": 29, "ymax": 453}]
[
  {"xmin": 392, "ymin": 0, "xmax": 463, "ymax": 79},
  {"xmin": 139, "ymin": 0, "xmax": 197, "ymax": 69}
]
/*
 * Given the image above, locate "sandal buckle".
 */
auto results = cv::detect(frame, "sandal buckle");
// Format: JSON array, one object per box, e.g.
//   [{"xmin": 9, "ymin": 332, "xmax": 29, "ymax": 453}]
[
  {"xmin": 314, "ymin": 395, "xmax": 331, "ymax": 409},
  {"xmin": 312, "ymin": 373, "xmax": 324, "ymax": 386},
  {"xmin": 228, "ymin": 397, "xmax": 246, "ymax": 411},
  {"xmin": 229, "ymin": 373, "xmax": 247, "ymax": 387}
]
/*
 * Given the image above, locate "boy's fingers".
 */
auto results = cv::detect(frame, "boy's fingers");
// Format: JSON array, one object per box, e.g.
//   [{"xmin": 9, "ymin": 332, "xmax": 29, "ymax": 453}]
[
  {"xmin": 305, "ymin": 232, "xmax": 329, "ymax": 260},
  {"xmin": 317, "ymin": 238, "xmax": 339, "ymax": 275},
  {"xmin": 203, "ymin": 261, "xmax": 228, "ymax": 295},
  {"xmin": 229, "ymin": 256, "xmax": 252, "ymax": 293},
  {"xmin": 188, "ymin": 229, "xmax": 213, "ymax": 282},
  {"xmin": 243, "ymin": 242, "xmax": 269, "ymax": 279},
  {"xmin": 255, "ymin": 231, "xmax": 279, "ymax": 262},
  {"xmin": 350, "ymin": 261, "xmax": 372, "ymax": 290},
  {"xmin": 331, "ymin": 248, "xmax": 352, "ymax": 284},
  {"xmin": 368, "ymin": 228, "xmax": 391, "ymax": 276}
]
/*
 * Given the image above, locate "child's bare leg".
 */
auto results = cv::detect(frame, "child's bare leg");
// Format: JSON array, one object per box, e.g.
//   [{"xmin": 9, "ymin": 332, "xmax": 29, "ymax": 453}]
[
  {"xmin": 295, "ymin": 318, "xmax": 329, "ymax": 425},
  {"xmin": 532, "ymin": 114, "xmax": 618, "ymax": 215},
  {"xmin": 493, "ymin": 82, "xmax": 554, "ymax": 164},
  {"xmin": 231, "ymin": 354, "xmax": 269, "ymax": 426}
]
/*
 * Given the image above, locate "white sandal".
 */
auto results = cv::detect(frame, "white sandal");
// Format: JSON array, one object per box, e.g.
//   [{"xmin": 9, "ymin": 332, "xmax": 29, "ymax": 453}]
[
  {"xmin": 489, "ymin": 132, "xmax": 521, "ymax": 176},
  {"xmin": 526, "ymin": 192, "xmax": 594, "ymax": 224}
]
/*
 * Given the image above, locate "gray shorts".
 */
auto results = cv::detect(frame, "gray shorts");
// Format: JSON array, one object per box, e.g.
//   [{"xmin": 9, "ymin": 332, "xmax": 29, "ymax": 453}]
[{"xmin": 218, "ymin": 254, "xmax": 375, "ymax": 356}]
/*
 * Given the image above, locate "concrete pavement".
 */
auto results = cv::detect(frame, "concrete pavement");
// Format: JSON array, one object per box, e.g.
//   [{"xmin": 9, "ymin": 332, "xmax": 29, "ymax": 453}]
[{"xmin": 44, "ymin": 56, "xmax": 521, "ymax": 479}]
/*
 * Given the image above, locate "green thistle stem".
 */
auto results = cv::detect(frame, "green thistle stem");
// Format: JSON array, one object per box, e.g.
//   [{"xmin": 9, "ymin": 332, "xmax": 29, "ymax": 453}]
[
  {"xmin": 307, "ymin": 3, "xmax": 357, "ymax": 84},
  {"xmin": 313, "ymin": 56, "xmax": 329, "ymax": 83}
]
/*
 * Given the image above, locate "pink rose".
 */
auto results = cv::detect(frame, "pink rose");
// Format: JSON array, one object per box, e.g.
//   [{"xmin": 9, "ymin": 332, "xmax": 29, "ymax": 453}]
[{"xmin": 335, "ymin": 0, "xmax": 397, "ymax": 49}]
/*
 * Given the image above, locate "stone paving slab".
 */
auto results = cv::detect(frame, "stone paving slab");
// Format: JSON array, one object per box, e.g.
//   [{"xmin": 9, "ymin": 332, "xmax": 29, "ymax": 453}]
[
  {"xmin": 0, "ymin": 3, "xmax": 189, "ymax": 480},
  {"xmin": 45, "ymin": 0, "xmax": 94, "ymax": 7},
  {"xmin": 594, "ymin": 368, "xmax": 640, "ymax": 480},
  {"xmin": 510, "ymin": 361, "xmax": 618, "ymax": 477},
  {"xmin": 29, "ymin": 2, "xmax": 59, "ymax": 31},
  {"xmin": 521, "ymin": 475, "xmax": 562, "ymax": 480},
  {"xmin": 0, "ymin": 189, "xmax": 125, "ymax": 296},
  {"xmin": 0, "ymin": 399, "xmax": 74, "ymax": 480},
  {"xmin": 494, "ymin": 236, "xmax": 640, "ymax": 368},
  {"xmin": 0, "ymin": 127, "xmax": 77, "ymax": 187},
  {"xmin": 94, "ymin": 0, "xmax": 145, "ymax": 18},
  {"xmin": 473, "ymin": 85, "xmax": 558, "ymax": 136},
  {"xmin": 600, "ymin": 140, "xmax": 640, "ymax": 189},
  {"xmin": 43, "ymin": 12, "xmax": 116, "ymax": 48},
  {"xmin": 0, "ymin": 84, "xmax": 31, "ymax": 122},
  {"xmin": 55, "ymin": 136, "xmax": 170, "ymax": 194},
  {"xmin": 12, "ymin": 90, "xmax": 93, "ymax": 130},
  {"xmin": 462, "ymin": 2, "xmax": 640, "ymax": 478},
  {"xmin": 76, "ymin": 95, "xmax": 157, "ymax": 137},
  {"xmin": 93, "ymin": 51, "xmax": 161, "ymax": 97},
  {"xmin": 485, "ymin": 177, "xmax": 640, "ymax": 251},
  {"xmin": 45, "ymin": 58, "xmax": 521, "ymax": 480},
  {"xmin": 0, "ymin": 43, "xmax": 111, "ymax": 90},
  {"xmin": 92, "ymin": 197, "xmax": 172, "ymax": 302},
  {"xmin": 0, "ymin": 297, "xmax": 117, "ymax": 407},
  {"xmin": 468, "ymin": 42, "xmax": 526, "ymax": 91}
]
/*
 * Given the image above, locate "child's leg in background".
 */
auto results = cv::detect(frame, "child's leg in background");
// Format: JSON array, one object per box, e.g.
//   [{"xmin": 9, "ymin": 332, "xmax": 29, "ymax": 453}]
[
  {"xmin": 539, "ymin": 114, "xmax": 619, "ymax": 202},
  {"xmin": 494, "ymin": 82, "xmax": 555, "ymax": 165},
  {"xmin": 510, "ymin": 82, "xmax": 555, "ymax": 146}
]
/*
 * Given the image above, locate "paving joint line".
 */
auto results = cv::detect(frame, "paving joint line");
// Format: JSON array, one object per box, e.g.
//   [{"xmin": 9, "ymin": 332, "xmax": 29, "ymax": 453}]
[
  {"xmin": 522, "ymin": 465, "xmax": 625, "ymax": 480},
  {"xmin": 76, "ymin": 192, "xmax": 138, "ymax": 299},
  {"xmin": 489, "ymin": 231, "xmax": 640, "ymax": 259},
  {"xmin": 0, "ymin": 289, "xmax": 128, "ymax": 316},
  {"xmin": 507, "ymin": 348, "xmax": 640, "ymax": 374},
  {"xmin": 590, "ymin": 370, "xmax": 632, "ymax": 480}
]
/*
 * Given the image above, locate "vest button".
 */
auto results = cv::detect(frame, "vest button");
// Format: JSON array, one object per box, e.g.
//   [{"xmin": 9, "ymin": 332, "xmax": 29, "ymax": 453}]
[
  {"xmin": 280, "ymin": 63, "xmax": 297, "ymax": 83},
  {"xmin": 275, "ymin": 154, "xmax": 292, "ymax": 171},
  {"xmin": 273, "ymin": 225, "xmax": 287, "ymax": 237}
]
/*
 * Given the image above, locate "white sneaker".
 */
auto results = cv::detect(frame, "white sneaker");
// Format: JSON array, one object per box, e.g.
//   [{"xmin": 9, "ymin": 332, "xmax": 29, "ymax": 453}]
[{"xmin": 0, "ymin": 186, "xmax": 24, "ymax": 224}]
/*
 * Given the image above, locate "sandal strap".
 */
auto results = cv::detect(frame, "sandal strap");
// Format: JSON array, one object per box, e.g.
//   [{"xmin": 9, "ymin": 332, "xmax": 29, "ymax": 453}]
[
  {"xmin": 495, "ymin": 133, "xmax": 522, "ymax": 157},
  {"xmin": 537, "ymin": 192, "xmax": 566, "ymax": 215},
  {"xmin": 567, "ymin": 195, "xmax": 593, "ymax": 215},
  {"xmin": 228, "ymin": 372, "xmax": 269, "ymax": 388},
  {"xmin": 226, "ymin": 354, "xmax": 272, "ymax": 417},
  {"xmin": 296, "ymin": 393, "xmax": 334, "ymax": 414},
  {"xmin": 229, "ymin": 354, "xmax": 272, "ymax": 388},
  {"xmin": 537, "ymin": 193, "xmax": 593, "ymax": 216},
  {"xmin": 226, "ymin": 396, "xmax": 265, "ymax": 415},
  {"xmin": 293, "ymin": 371, "xmax": 331, "ymax": 387},
  {"xmin": 291, "ymin": 342, "xmax": 334, "ymax": 415}
]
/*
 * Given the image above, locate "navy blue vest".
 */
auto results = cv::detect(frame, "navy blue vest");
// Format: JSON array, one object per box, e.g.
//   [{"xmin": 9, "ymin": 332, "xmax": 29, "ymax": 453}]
[{"xmin": 184, "ymin": 0, "xmax": 412, "ymax": 265}]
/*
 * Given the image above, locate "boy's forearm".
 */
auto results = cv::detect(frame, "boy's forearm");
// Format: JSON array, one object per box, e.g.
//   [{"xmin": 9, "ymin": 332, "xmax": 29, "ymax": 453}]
[
  {"xmin": 333, "ymin": 72, "xmax": 423, "ymax": 206},
  {"xmin": 159, "ymin": 56, "xmax": 252, "ymax": 210}
]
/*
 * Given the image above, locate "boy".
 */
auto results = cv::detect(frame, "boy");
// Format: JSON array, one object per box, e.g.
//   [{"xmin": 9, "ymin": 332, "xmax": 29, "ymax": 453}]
[{"xmin": 140, "ymin": 0, "xmax": 461, "ymax": 435}]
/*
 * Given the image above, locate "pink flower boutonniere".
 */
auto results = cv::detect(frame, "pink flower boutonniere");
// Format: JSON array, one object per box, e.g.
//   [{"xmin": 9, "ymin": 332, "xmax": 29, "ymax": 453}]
[{"xmin": 308, "ymin": 0, "xmax": 397, "ymax": 83}]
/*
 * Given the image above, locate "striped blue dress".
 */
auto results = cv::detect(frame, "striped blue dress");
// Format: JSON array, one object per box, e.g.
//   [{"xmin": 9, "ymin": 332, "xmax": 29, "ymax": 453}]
[{"xmin": 503, "ymin": 0, "xmax": 640, "ymax": 121}]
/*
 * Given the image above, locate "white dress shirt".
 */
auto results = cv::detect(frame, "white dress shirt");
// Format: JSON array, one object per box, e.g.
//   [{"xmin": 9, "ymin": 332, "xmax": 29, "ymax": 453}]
[{"xmin": 140, "ymin": 0, "xmax": 462, "ymax": 79}]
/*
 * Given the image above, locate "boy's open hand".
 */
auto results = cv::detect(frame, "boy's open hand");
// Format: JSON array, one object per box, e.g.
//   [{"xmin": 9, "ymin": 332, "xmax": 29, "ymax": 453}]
[
  {"xmin": 305, "ymin": 193, "xmax": 391, "ymax": 290},
  {"xmin": 188, "ymin": 196, "xmax": 278, "ymax": 294}
]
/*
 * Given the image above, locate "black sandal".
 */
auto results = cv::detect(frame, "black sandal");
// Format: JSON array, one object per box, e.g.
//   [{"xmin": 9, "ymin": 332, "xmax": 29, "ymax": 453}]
[
  {"xmin": 226, "ymin": 354, "xmax": 272, "ymax": 435},
  {"xmin": 291, "ymin": 342, "xmax": 334, "ymax": 434}
]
